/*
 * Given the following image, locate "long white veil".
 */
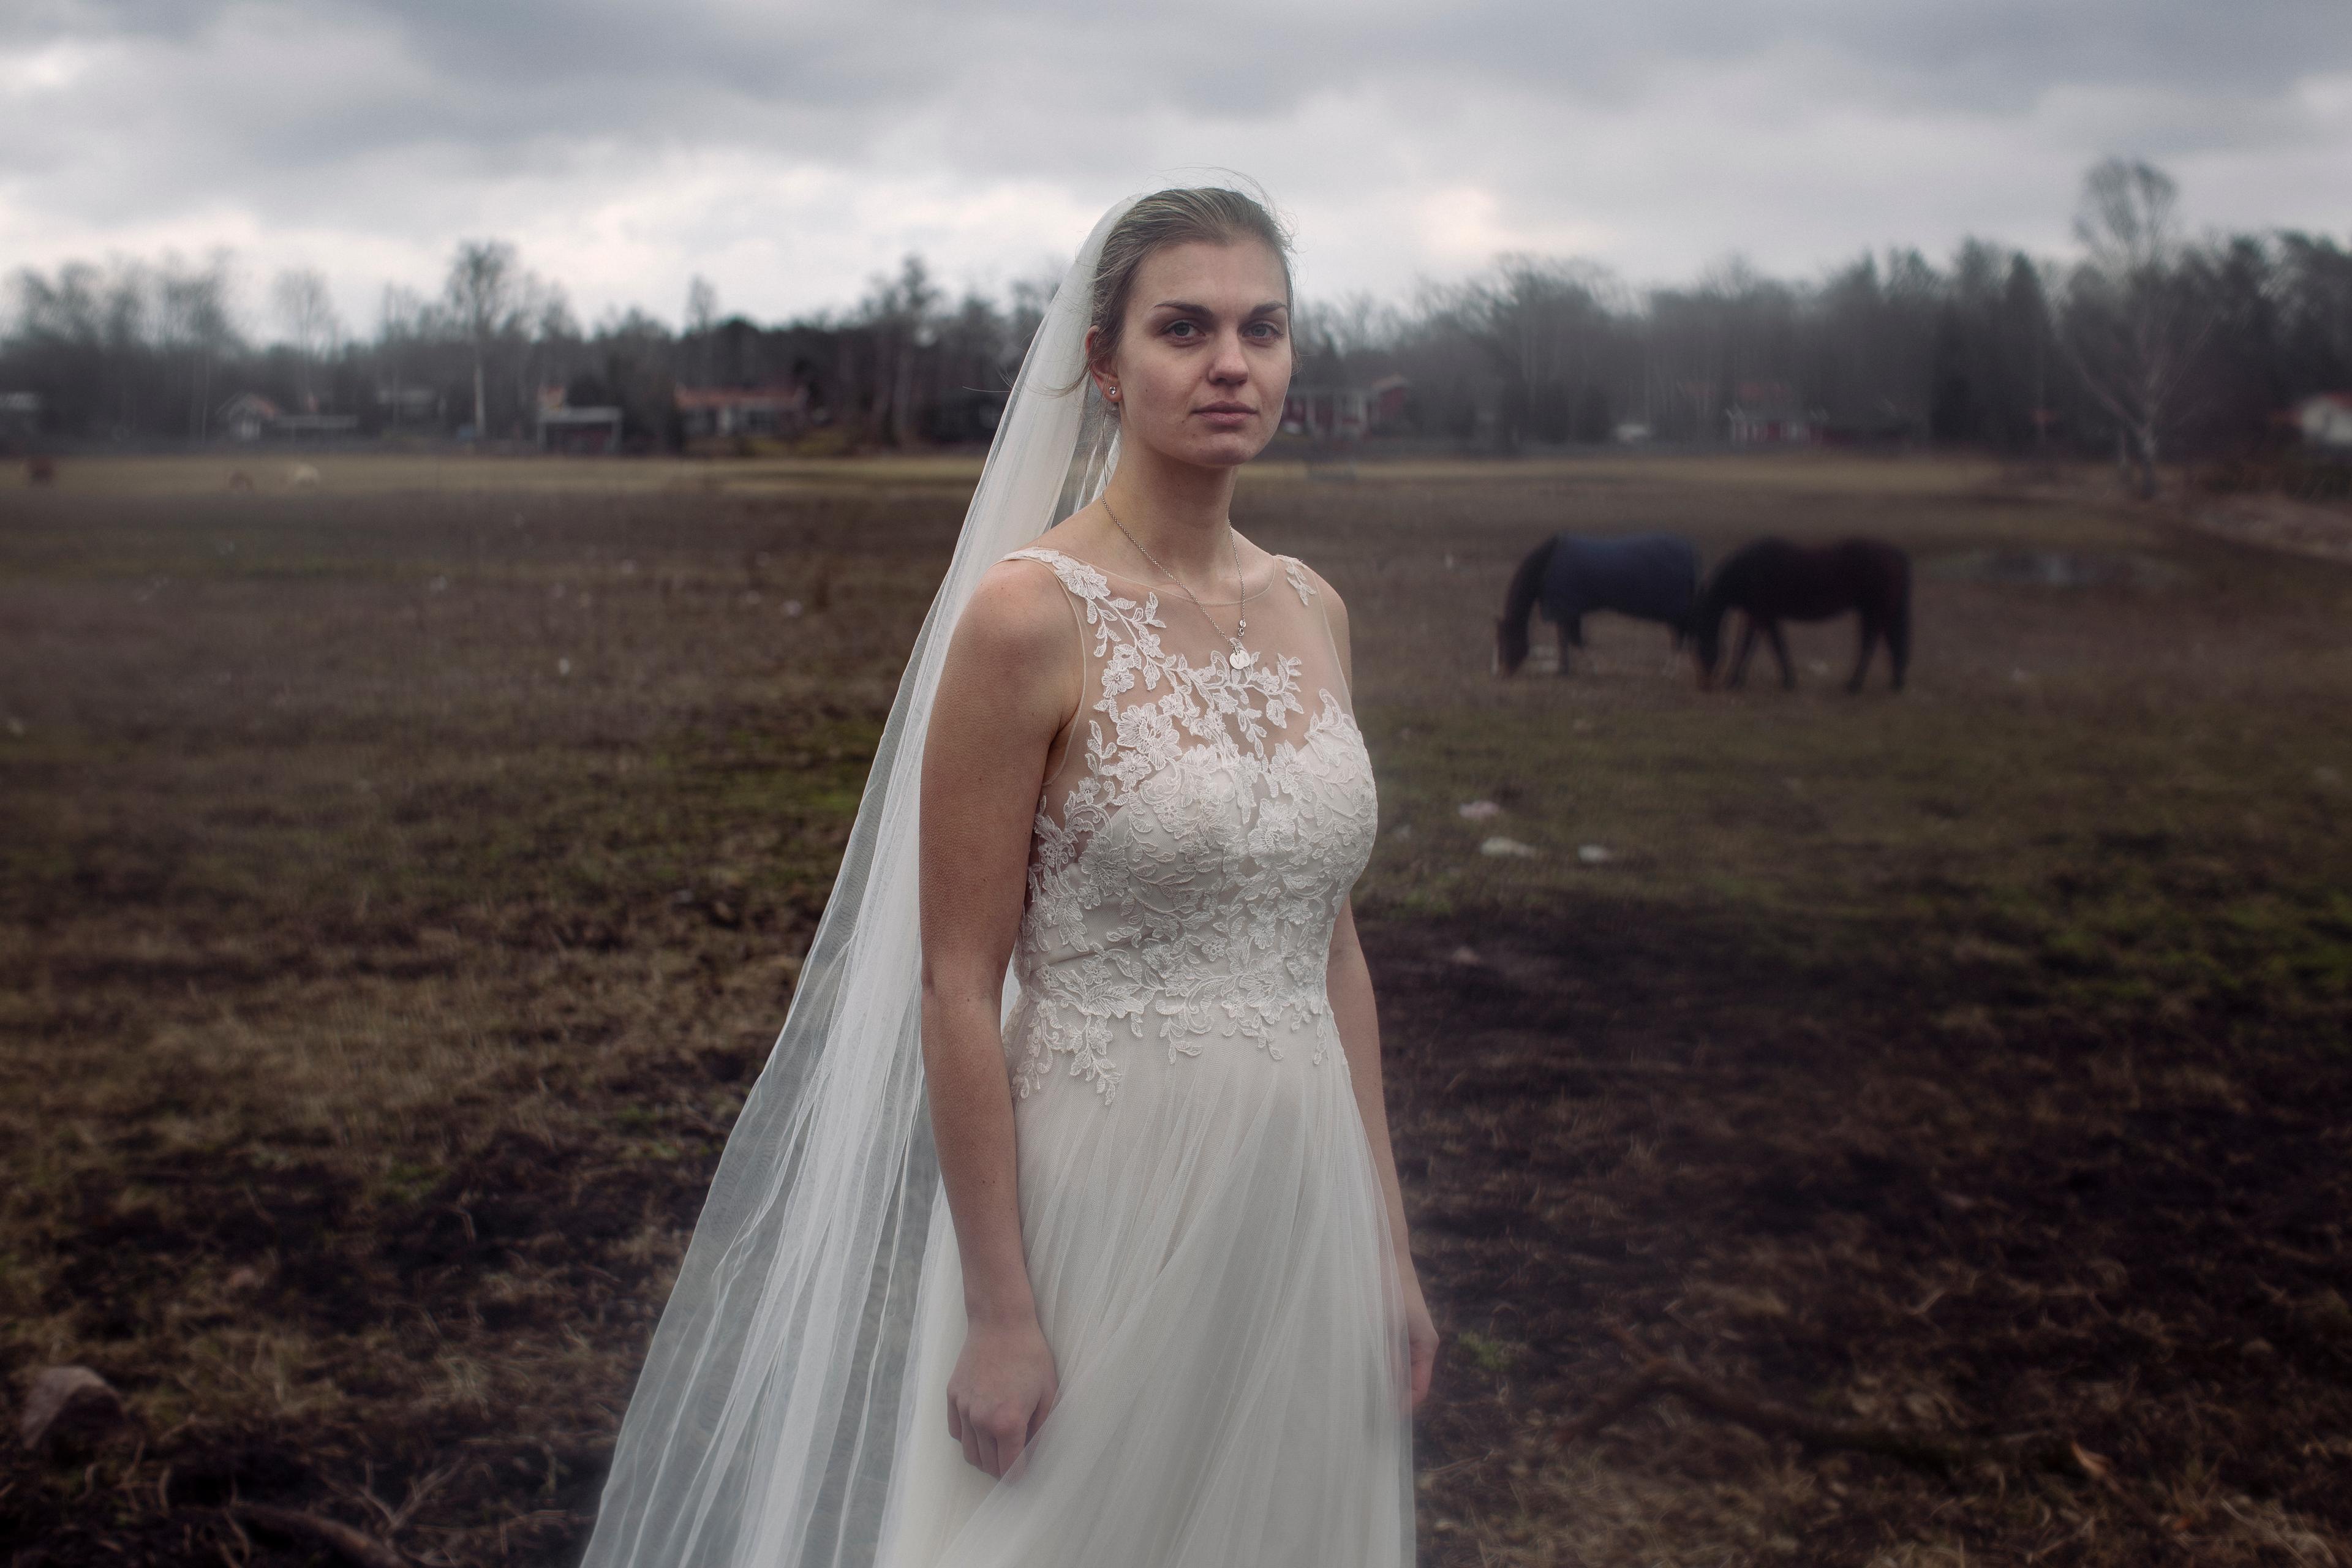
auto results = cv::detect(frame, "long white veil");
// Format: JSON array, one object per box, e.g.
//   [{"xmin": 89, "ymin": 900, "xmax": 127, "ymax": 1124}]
[{"xmin": 579, "ymin": 194, "xmax": 1135, "ymax": 1568}]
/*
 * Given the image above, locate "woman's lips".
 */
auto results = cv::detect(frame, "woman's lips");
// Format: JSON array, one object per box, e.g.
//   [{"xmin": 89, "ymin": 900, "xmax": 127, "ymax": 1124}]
[{"xmin": 1196, "ymin": 404, "xmax": 1255, "ymax": 427}]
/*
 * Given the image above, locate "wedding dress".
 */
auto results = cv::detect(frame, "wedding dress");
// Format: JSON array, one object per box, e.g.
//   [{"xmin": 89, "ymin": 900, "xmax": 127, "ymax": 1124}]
[
  {"xmin": 871, "ymin": 546, "xmax": 1414, "ymax": 1567},
  {"xmin": 576, "ymin": 192, "xmax": 1412, "ymax": 1568}
]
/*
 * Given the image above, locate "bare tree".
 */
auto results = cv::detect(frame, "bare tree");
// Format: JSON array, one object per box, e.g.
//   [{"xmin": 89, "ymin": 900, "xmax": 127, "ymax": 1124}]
[
  {"xmin": 155, "ymin": 251, "xmax": 238, "ymax": 438},
  {"xmin": 1436, "ymin": 256, "xmax": 1629, "ymax": 448},
  {"xmin": 863, "ymin": 255, "xmax": 938, "ymax": 446},
  {"xmin": 515, "ymin": 284, "xmax": 578, "ymax": 420},
  {"xmin": 685, "ymin": 276, "xmax": 719, "ymax": 336},
  {"xmin": 271, "ymin": 268, "xmax": 339, "ymax": 409},
  {"xmin": 685, "ymin": 275, "xmax": 719, "ymax": 387},
  {"xmin": 374, "ymin": 285, "xmax": 431, "ymax": 429},
  {"xmin": 1298, "ymin": 292, "xmax": 1406, "ymax": 362},
  {"xmin": 444, "ymin": 239, "xmax": 520, "ymax": 438},
  {"xmin": 2058, "ymin": 158, "xmax": 2211, "ymax": 497}
]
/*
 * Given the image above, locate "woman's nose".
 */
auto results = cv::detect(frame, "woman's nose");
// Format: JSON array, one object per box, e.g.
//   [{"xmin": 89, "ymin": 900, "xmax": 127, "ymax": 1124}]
[{"xmin": 1207, "ymin": 331, "xmax": 1250, "ymax": 383}]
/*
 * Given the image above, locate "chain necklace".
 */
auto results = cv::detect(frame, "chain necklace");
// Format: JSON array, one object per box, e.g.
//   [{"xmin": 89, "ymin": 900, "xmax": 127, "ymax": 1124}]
[{"xmin": 1101, "ymin": 497, "xmax": 1261, "ymax": 671}]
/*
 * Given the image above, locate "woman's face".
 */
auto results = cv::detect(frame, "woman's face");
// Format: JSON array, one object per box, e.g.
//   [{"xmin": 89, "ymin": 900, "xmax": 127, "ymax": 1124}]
[{"xmin": 1095, "ymin": 238, "xmax": 1292, "ymax": 470}]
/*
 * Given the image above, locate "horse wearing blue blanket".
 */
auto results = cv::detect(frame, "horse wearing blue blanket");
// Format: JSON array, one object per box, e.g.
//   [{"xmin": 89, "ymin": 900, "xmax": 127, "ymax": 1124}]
[{"xmin": 1495, "ymin": 532, "xmax": 1702, "ymax": 676}]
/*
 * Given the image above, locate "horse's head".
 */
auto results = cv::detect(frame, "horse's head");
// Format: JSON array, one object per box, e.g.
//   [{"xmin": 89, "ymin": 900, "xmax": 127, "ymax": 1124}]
[{"xmin": 1494, "ymin": 615, "xmax": 1529, "ymax": 677}]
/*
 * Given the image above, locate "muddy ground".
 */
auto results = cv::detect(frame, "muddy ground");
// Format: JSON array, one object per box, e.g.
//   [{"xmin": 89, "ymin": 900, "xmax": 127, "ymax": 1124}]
[{"xmin": 2, "ymin": 453, "xmax": 2348, "ymax": 1566}]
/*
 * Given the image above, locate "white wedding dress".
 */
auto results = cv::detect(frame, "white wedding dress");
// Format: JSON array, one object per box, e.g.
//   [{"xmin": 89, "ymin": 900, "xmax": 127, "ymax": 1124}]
[{"xmin": 871, "ymin": 544, "xmax": 1415, "ymax": 1568}]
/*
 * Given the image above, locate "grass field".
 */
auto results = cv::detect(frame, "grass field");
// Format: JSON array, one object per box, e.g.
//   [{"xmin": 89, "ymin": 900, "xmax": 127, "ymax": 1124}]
[{"xmin": 3, "ymin": 451, "xmax": 2348, "ymax": 1566}]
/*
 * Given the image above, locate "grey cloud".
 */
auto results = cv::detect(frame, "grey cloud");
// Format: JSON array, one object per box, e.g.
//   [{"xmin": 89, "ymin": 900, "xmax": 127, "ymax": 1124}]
[
  {"xmin": 392, "ymin": 0, "xmax": 2352, "ymax": 111},
  {"xmin": 25, "ymin": 1, "xmax": 2352, "ymax": 129},
  {"xmin": 4, "ymin": 0, "xmax": 2347, "ymax": 323}
]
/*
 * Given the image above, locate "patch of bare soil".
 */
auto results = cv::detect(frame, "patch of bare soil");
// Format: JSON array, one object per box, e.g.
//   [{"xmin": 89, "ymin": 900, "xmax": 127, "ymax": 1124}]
[
  {"xmin": 0, "ymin": 1121, "xmax": 708, "ymax": 1567},
  {"xmin": 2192, "ymin": 494, "xmax": 2352, "ymax": 567},
  {"xmin": 1365, "ymin": 902, "xmax": 2352, "ymax": 1566}
]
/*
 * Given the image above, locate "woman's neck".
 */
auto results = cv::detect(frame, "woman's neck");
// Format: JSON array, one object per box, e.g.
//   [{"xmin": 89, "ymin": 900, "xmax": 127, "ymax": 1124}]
[{"xmin": 1097, "ymin": 443, "xmax": 1245, "ymax": 581}]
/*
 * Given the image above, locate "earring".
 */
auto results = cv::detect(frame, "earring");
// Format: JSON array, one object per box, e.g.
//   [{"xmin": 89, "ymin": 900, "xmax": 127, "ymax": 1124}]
[{"xmin": 1106, "ymin": 386, "xmax": 1118, "ymax": 401}]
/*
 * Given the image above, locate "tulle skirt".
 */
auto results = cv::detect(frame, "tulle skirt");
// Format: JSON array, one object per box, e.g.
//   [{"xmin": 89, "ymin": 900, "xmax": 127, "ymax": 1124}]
[{"xmin": 872, "ymin": 1005, "xmax": 1415, "ymax": 1568}]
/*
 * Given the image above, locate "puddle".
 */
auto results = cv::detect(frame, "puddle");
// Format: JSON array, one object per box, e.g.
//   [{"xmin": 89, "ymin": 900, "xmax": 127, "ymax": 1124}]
[{"xmin": 1928, "ymin": 549, "xmax": 2185, "ymax": 589}]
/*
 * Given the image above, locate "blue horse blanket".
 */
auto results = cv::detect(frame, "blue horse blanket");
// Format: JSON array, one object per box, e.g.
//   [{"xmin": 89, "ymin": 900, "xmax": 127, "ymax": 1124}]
[{"xmin": 1539, "ymin": 533, "xmax": 1700, "ymax": 631}]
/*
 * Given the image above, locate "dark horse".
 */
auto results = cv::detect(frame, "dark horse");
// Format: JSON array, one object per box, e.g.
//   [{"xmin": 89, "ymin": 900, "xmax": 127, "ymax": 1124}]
[
  {"xmin": 1691, "ymin": 537, "xmax": 1911, "ymax": 692},
  {"xmin": 1496, "ymin": 532, "xmax": 1701, "ymax": 675}
]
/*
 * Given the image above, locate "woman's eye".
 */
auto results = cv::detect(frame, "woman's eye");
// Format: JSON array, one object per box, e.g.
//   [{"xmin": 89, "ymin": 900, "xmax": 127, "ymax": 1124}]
[{"xmin": 1166, "ymin": 321, "xmax": 1199, "ymax": 339}]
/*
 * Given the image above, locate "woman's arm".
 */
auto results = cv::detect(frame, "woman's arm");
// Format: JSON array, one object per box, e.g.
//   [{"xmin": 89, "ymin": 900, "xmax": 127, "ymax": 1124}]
[
  {"xmin": 918, "ymin": 559, "xmax": 1081, "ymax": 1479},
  {"xmin": 1328, "ymin": 899, "xmax": 1438, "ymax": 1408},
  {"xmin": 1310, "ymin": 567, "xmax": 1439, "ymax": 1411}
]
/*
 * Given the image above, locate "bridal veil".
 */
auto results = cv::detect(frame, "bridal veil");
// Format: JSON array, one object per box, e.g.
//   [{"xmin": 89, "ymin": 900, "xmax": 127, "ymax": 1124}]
[{"xmin": 578, "ymin": 194, "xmax": 1136, "ymax": 1568}]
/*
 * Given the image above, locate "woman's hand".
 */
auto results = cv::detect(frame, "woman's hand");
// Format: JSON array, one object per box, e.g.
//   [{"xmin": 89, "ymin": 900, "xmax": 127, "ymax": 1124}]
[
  {"xmin": 1400, "ymin": 1259, "xmax": 1438, "ymax": 1411},
  {"xmin": 946, "ymin": 1312, "xmax": 1060, "ymax": 1480}
]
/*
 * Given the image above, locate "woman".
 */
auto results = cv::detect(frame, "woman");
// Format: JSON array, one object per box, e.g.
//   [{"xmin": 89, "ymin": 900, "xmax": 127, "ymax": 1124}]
[{"xmin": 581, "ymin": 187, "xmax": 1430, "ymax": 1568}]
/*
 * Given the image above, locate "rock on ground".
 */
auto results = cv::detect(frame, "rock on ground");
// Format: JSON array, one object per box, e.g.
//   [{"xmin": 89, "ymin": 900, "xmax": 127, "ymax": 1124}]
[{"xmin": 16, "ymin": 1366, "xmax": 131, "ymax": 1454}]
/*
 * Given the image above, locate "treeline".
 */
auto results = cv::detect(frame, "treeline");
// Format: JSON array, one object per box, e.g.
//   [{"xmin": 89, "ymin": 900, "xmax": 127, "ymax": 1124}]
[
  {"xmin": 6, "ymin": 161, "xmax": 2349, "ymax": 482},
  {"xmin": 1334, "ymin": 162, "xmax": 2351, "ymax": 491},
  {"xmin": 1, "ymin": 243, "xmax": 1044, "ymax": 453}
]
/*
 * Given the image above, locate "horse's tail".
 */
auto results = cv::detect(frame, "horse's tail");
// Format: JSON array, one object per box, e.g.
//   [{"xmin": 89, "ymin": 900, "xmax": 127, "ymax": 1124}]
[{"xmin": 1496, "ymin": 536, "xmax": 1555, "ymax": 674}]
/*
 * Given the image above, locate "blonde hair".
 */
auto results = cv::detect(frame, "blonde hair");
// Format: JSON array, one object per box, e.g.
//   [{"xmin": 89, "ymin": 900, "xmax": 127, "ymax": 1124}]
[{"xmin": 1085, "ymin": 186, "xmax": 1295, "ymax": 378}]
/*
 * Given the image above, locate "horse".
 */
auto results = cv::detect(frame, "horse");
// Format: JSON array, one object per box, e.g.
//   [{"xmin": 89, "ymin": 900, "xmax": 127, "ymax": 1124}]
[
  {"xmin": 1689, "ymin": 537, "xmax": 1911, "ymax": 693},
  {"xmin": 1495, "ymin": 532, "xmax": 1701, "ymax": 675}
]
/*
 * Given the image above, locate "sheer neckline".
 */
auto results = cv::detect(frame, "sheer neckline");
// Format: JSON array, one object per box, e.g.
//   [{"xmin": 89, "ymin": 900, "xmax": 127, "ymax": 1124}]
[{"xmin": 1019, "ymin": 541, "xmax": 1299, "ymax": 600}]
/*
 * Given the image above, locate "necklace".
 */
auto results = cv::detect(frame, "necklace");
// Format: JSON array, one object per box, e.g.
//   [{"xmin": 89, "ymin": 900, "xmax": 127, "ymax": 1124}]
[{"xmin": 1101, "ymin": 497, "xmax": 1261, "ymax": 671}]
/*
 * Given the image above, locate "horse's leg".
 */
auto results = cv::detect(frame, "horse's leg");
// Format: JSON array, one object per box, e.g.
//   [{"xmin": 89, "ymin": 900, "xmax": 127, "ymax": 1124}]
[
  {"xmin": 1728, "ymin": 616, "xmax": 1758, "ymax": 688},
  {"xmin": 1890, "ymin": 596, "xmax": 1912, "ymax": 691},
  {"xmin": 1766, "ymin": 622, "xmax": 1795, "ymax": 688},
  {"xmin": 1847, "ymin": 617, "xmax": 1880, "ymax": 694},
  {"xmin": 1557, "ymin": 619, "xmax": 1575, "ymax": 676}
]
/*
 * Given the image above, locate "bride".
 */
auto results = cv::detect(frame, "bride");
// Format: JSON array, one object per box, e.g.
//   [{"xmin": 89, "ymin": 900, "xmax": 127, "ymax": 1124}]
[{"xmin": 581, "ymin": 186, "xmax": 1434, "ymax": 1568}]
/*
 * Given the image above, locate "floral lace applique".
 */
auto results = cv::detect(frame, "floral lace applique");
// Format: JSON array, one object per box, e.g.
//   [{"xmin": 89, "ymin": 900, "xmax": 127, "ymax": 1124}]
[{"xmin": 1001, "ymin": 546, "xmax": 1378, "ymax": 1104}]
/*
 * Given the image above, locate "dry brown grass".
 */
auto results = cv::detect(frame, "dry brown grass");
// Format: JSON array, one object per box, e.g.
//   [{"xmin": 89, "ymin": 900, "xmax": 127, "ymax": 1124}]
[
  {"xmin": 3, "ymin": 452, "xmax": 2348, "ymax": 1566},
  {"xmin": 26, "ymin": 450, "xmax": 992, "ymax": 499}
]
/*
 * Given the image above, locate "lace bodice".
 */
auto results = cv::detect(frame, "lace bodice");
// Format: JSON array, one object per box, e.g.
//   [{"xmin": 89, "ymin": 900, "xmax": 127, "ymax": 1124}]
[{"xmin": 1001, "ymin": 545, "xmax": 1378, "ymax": 1104}]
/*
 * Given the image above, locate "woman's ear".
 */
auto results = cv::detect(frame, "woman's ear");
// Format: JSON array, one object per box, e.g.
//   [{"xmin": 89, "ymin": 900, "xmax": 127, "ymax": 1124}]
[{"xmin": 1082, "ymin": 327, "xmax": 1114, "ymax": 405}]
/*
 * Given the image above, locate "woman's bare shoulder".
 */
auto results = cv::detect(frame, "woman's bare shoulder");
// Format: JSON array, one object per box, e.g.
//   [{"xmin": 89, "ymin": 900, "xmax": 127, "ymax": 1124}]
[{"xmin": 946, "ymin": 554, "xmax": 1082, "ymax": 680}]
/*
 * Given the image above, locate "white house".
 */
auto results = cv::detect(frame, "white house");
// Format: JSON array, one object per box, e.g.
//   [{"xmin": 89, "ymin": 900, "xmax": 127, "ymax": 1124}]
[
  {"xmin": 217, "ymin": 392, "xmax": 282, "ymax": 442},
  {"xmin": 2296, "ymin": 393, "xmax": 2352, "ymax": 450}
]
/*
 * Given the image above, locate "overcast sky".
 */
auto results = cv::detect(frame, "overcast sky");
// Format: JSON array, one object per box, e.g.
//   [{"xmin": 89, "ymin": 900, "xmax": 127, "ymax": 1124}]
[{"xmin": 6, "ymin": 1, "xmax": 2349, "ymax": 339}]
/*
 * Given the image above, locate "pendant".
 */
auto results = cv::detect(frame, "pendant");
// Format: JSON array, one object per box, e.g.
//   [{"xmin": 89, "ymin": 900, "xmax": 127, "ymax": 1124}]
[{"xmin": 1228, "ymin": 644, "xmax": 1253, "ymax": 669}]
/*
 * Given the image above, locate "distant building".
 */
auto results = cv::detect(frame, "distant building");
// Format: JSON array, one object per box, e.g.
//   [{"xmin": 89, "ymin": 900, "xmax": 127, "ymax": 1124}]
[
  {"xmin": 676, "ymin": 383, "xmax": 811, "ymax": 439},
  {"xmin": 2297, "ymin": 393, "xmax": 2352, "ymax": 450},
  {"xmin": 219, "ymin": 393, "xmax": 282, "ymax": 442},
  {"xmin": 1283, "ymin": 374, "xmax": 1408, "ymax": 440},
  {"xmin": 1725, "ymin": 383, "xmax": 1820, "ymax": 446},
  {"xmin": 538, "ymin": 405, "xmax": 624, "ymax": 454},
  {"xmin": 215, "ymin": 392, "xmax": 356, "ymax": 441}
]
